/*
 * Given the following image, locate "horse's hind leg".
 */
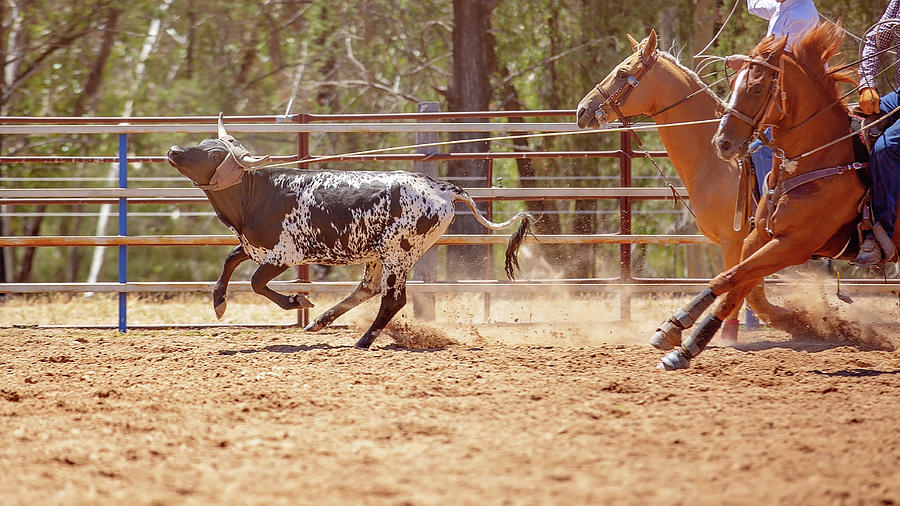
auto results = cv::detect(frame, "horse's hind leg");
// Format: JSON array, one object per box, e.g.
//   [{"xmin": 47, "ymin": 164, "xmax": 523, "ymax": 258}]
[
  {"xmin": 213, "ymin": 246, "xmax": 250, "ymax": 319},
  {"xmin": 305, "ymin": 260, "xmax": 382, "ymax": 332},
  {"xmin": 251, "ymin": 263, "xmax": 314, "ymax": 310}
]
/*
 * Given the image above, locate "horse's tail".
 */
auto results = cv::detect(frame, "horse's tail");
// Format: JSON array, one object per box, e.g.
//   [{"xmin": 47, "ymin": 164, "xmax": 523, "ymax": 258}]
[{"xmin": 452, "ymin": 190, "xmax": 535, "ymax": 280}]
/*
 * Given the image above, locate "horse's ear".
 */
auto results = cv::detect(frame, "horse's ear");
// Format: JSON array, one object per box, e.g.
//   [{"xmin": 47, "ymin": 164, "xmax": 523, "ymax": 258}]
[
  {"xmin": 627, "ymin": 33, "xmax": 639, "ymax": 51},
  {"xmin": 641, "ymin": 30, "xmax": 658, "ymax": 60},
  {"xmin": 759, "ymin": 34, "xmax": 787, "ymax": 63}
]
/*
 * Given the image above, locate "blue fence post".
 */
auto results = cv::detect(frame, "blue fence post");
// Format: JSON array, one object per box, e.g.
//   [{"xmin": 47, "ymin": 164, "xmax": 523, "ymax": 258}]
[{"xmin": 118, "ymin": 133, "xmax": 128, "ymax": 332}]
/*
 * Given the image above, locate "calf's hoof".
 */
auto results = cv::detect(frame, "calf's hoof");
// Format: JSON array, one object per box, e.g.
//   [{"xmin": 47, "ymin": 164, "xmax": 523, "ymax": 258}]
[
  {"xmin": 354, "ymin": 334, "xmax": 376, "ymax": 349},
  {"xmin": 658, "ymin": 349, "xmax": 691, "ymax": 370},
  {"xmin": 287, "ymin": 294, "xmax": 315, "ymax": 309},
  {"xmin": 214, "ymin": 300, "xmax": 227, "ymax": 320},
  {"xmin": 650, "ymin": 320, "xmax": 683, "ymax": 350},
  {"xmin": 304, "ymin": 320, "xmax": 326, "ymax": 332}
]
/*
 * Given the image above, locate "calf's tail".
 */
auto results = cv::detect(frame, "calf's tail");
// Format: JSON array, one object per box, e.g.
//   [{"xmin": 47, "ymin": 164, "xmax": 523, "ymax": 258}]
[{"xmin": 453, "ymin": 192, "xmax": 535, "ymax": 280}]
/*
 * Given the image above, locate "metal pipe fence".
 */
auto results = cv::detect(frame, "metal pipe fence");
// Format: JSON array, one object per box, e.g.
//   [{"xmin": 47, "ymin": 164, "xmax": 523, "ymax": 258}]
[{"xmin": 1, "ymin": 111, "xmax": 883, "ymax": 330}]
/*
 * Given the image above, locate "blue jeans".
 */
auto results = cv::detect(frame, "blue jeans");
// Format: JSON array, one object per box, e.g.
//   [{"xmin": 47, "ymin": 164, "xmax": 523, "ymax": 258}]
[
  {"xmin": 749, "ymin": 128, "xmax": 773, "ymax": 194},
  {"xmin": 870, "ymin": 90, "xmax": 900, "ymax": 238}
]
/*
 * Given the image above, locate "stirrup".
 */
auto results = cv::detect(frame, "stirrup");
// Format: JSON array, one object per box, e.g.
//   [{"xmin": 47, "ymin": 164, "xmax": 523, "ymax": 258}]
[{"xmin": 872, "ymin": 222, "xmax": 897, "ymax": 263}]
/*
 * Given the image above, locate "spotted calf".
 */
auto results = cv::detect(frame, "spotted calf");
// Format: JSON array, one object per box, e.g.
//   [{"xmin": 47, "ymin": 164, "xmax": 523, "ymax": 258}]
[{"xmin": 166, "ymin": 116, "xmax": 532, "ymax": 348}]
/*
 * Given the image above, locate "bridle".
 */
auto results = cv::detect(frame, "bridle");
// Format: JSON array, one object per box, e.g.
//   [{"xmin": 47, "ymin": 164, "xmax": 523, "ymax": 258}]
[
  {"xmin": 593, "ymin": 47, "xmax": 659, "ymax": 128},
  {"xmin": 722, "ymin": 56, "xmax": 785, "ymax": 133},
  {"xmin": 591, "ymin": 46, "xmax": 697, "ymax": 218},
  {"xmin": 194, "ymin": 114, "xmax": 270, "ymax": 191}
]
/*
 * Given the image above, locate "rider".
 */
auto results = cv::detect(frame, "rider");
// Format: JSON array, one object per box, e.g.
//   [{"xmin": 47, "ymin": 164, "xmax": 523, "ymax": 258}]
[
  {"xmin": 855, "ymin": 0, "xmax": 900, "ymax": 265},
  {"xmin": 725, "ymin": 0, "xmax": 819, "ymax": 194}
]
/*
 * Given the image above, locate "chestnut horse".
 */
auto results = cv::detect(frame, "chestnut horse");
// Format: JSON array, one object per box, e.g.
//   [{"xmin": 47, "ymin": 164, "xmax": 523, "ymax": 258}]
[
  {"xmin": 576, "ymin": 30, "xmax": 787, "ymax": 345},
  {"xmin": 654, "ymin": 22, "xmax": 863, "ymax": 369}
]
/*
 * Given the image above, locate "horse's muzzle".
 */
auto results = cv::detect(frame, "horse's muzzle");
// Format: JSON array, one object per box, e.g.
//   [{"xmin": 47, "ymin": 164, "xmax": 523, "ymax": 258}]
[
  {"xmin": 712, "ymin": 133, "xmax": 745, "ymax": 161},
  {"xmin": 576, "ymin": 106, "xmax": 604, "ymax": 129}
]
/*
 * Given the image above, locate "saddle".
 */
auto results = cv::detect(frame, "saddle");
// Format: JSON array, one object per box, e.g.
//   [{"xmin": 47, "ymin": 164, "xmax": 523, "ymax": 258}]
[
  {"xmin": 733, "ymin": 113, "xmax": 897, "ymax": 263},
  {"xmin": 850, "ymin": 113, "xmax": 897, "ymax": 263}
]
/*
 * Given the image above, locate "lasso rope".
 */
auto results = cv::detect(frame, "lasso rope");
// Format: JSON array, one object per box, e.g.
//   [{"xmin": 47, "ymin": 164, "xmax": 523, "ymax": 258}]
[{"xmin": 254, "ymin": 118, "xmax": 722, "ymax": 169}]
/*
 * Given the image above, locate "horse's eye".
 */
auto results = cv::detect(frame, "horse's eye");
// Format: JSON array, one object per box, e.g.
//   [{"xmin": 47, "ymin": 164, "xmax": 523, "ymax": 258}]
[
  {"xmin": 616, "ymin": 68, "xmax": 629, "ymax": 79},
  {"xmin": 750, "ymin": 84, "xmax": 763, "ymax": 95}
]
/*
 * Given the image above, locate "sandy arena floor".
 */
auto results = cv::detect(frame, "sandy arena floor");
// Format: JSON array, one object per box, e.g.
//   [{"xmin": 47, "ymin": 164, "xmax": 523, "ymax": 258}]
[{"xmin": 2, "ymin": 291, "xmax": 900, "ymax": 505}]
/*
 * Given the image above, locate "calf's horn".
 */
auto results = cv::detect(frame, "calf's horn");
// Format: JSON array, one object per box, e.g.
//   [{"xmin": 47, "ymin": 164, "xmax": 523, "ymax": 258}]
[
  {"xmin": 238, "ymin": 152, "xmax": 271, "ymax": 168},
  {"xmin": 217, "ymin": 112, "xmax": 228, "ymax": 139}
]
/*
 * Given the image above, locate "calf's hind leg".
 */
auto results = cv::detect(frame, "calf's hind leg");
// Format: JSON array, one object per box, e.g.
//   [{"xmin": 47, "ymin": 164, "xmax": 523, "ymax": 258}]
[
  {"xmin": 213, "ymin": 246, "xmax": 250, "ymax": 319},
  {"xmin": 305, "ymin": 260, "xmax": 382, "ymax": 332},
  {"xmin": 251, "ymin": 263, "xmax": 314, "ymax": 310},
  {"xmin": 355, "ymin": 264, "xmax": 408, "ymax": 349}
]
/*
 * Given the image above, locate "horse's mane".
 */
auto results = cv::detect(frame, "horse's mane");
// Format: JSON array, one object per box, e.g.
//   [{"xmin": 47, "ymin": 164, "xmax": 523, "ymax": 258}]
[
  {"xmin": 656, "ymin": 50, "xmax": 724, "ymax": 107},
  {"xmin": 750, "ymin": 21, "xmax": 856, "ymax": 110}
]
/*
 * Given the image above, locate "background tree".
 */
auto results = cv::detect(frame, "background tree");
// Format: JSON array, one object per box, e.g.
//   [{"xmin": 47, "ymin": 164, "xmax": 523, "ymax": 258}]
[{"xmin": 0, "ymin": 0, "xmax": 882, "ymax": 285}]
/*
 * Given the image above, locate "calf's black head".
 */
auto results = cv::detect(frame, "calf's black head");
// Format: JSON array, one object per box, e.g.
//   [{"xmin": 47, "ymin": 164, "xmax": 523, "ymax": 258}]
[{"xmin": 166, "ymin": 113, "xmax": 270, "ymax": 191}]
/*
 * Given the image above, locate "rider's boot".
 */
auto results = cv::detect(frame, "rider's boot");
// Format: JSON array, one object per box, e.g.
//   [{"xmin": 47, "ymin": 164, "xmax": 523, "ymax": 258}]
[{"xmin": 855, "ymin": 232, "xmax": 883, "ymax": 265}]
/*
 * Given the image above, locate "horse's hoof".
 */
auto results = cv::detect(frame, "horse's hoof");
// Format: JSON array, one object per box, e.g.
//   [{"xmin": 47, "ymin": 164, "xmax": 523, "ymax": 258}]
[
  {"xmin": 650, "ymin": 320, "xmax": 682, "ymax": 350},
  {"xmin": 658, "ymin": 349, "xmax": 691, "ymax": 370},
  {"xmin": 719, "ymin": 319, "xmax": 739, "ymax": 345},
  {"xmin": 214, "ymin": 301, "xmax": 226, "ymax": 320}
]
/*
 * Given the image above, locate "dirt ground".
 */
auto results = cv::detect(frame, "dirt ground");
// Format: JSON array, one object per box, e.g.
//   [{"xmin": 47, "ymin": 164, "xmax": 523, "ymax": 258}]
[{"xmin": 2, "ymin": 292, "xmax": 900, "ymax": 505}]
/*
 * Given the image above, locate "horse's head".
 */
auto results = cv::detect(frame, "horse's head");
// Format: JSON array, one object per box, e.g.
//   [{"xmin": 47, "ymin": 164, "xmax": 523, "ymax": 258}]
[
  {"xmin": 576, "ymin": 30, "xmax": 660, "ymax": 129},
  {"xmin": 711, "ymin": 35, "xmax": 787, "ymax": 161},
  {"xmin": 713, "ymin": 21, "xmax": 855, "ymax": 161}
]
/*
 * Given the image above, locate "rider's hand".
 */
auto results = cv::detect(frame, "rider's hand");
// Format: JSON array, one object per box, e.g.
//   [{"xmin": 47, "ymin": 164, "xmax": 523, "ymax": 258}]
[
  {"xmin": 725, "ymin": 54, "xmax": 748, "ymax": 71},
  {"xmin": 859, "ymin": 87, "xmax": 881, "ymax": 115}
]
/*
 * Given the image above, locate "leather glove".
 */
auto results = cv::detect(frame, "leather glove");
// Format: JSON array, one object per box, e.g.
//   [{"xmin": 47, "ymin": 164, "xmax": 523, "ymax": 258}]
[
  {"xmin": 859, "ymin": 87, "xmax": 881, "ymax": 115},
  {"xmin": 725, "ymin": 54, "xmax": 748, "ymax": 71}
]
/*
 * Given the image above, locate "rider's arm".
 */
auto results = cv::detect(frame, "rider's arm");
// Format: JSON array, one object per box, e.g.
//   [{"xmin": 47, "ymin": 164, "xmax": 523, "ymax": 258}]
[
  {"xmin": 746, "ymin": 0, "xmax": 777, "ymax": 21},
  {"xmin": 860, "ymin": 0, "xmax": 900, "ymax": 90}
]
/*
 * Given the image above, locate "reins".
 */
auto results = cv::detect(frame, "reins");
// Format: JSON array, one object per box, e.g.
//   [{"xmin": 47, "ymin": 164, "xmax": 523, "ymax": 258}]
[{"xmin": 589, "ymin": 46, "xmax": 721, "ymax": 218}]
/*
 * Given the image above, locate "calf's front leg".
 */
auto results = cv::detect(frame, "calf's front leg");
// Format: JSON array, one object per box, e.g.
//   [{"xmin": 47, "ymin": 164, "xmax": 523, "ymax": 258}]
[
  {"xmin": 213, "ymin": 246, "xmax": 250, "ymax": 319},
  {"xmin": 251, "ymin": 263, "xmax": 314, "ymax": 310}
]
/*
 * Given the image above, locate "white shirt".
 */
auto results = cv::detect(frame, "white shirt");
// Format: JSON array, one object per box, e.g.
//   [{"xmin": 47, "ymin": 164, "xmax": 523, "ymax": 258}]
[{"xmin": 747, "ymin": 0, "xmax": 819, "ymax": 49}]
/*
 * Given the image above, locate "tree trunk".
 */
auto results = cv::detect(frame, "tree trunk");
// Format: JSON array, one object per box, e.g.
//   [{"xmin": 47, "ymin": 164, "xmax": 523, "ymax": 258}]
[
  {"xmin": 692, "ymin": 0, "xmax": 718, "ymax": 58},
  {"xmin": 15, "ymin": 205, "xmax": 44, "ymax": 283},
  {"xmin": 73, "ymin": 6, "xmax": 119, "ymax": 116},
  {"xmin": 446, "ymin": 0, "xmax": 499, "ymax": 280}
]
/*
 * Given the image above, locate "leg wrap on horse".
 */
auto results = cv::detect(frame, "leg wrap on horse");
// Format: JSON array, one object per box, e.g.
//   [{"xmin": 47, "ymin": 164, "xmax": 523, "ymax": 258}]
[
  {"xmin": 650, "ymin": 288, "xmax": 716, "ymax": 351},
  {"xmin": 658, "ymin": 315, "xmax": 723, "ymax": 371},
  {"xmin": 650, "ymin": 319, "xmax": 683, "ymax": 350},
  {"xmin": 673, "ymin": 287, "xmax": 716, "ymax": 328}
]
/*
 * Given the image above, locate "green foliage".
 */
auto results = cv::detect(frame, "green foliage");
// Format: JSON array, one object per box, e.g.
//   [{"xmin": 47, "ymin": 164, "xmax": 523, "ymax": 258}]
[{"xmin": 0, "ymin": 0, "xmax": 885, "ymax": 282}]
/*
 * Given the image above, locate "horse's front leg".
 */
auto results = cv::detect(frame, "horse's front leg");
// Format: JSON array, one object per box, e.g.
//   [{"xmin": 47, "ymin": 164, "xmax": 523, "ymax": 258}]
[
  {"xmin": 649, "ymin": 287, "xmax": 718, "ymax": 351},
  {"xmin": 658, "ymin": 283, "xmax": 755, "ymax": 370},
  {"xmin": 657, "ymin": 236, "xmax": 810, "ymax": 370}
]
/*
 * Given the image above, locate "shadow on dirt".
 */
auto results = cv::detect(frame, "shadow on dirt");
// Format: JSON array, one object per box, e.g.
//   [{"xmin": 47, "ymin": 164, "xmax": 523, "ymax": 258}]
[
  {"xmin": 733, "ymin": 340, "xmax": 847, "ymax": 353},
  {"xmin": 217, "ymin": 343, "xmax": 353, "ymax": 355},
  {"xmin": 809, "ymin": 368, "xmax": 900, "ymax": 377},
  {"xmin": 734, "ymin": 339, "xmax": 894, "ymax": 353},
  {"xmin": 217, "ymin": 343, "xmax": 452, "ymax": 355}
]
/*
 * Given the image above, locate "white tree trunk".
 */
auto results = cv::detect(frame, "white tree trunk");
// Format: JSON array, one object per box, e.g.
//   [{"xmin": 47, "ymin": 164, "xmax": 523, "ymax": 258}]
[{"xmin": 85, "ymin": 0, "xmax": 173, "ymax": 289}]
